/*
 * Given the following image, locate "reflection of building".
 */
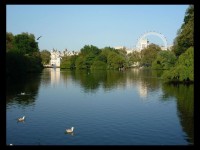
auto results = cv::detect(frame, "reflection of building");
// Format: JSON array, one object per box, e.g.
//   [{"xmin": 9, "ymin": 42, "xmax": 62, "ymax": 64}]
[
  {"xmin": 51, "ymin": 68, "xmax": 60, "ymax": 85},
  {"xmin": 137, "ymin": 81, "xmax": 148, "ymax": 98},
  {"xmin": 137, "ymin": 81, "xmax": 147, "ymax": 98}
]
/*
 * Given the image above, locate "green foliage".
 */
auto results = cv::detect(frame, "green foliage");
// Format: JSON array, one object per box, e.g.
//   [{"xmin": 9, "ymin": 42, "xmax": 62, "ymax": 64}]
[
  {"xmin": 60, "ymin": 56, "xmax": 70, "ymax": 69},
  {"xmin": 107, "ymin": 51, "xmax": 126, "ymax": 69},
  {"xmin": 12, "ymin": 32, "xmax": 39, "ymax": 55},
  {"xmin": 6, "ymin": 52, "xmax": 27, "ymax": 76},
  {"xmin": 173, "ymin": 5, "xmax": 194, "ymax": 56},
  {"xmin": 69, "ymin": 55, "xmax": 78, "ymax": 69},
  {"xmin": 75, "ymin": 55, "xmax": 86, "ymax": 69},
  {"xmin": 80, "ymin": 45, "xmax": 101, "ymax": 56},
  {"xmin": 75, "ymin": 45, "xmax": 101, "ymax": 69},
  {"xmin": 6, "ymin": 32, "xmax": 14, "ymax": 52},
  {"xmin": 91, "ymin": 61, "xmax": 107, "ymax": 70},
  {"xmin": 40, "ymin": 50, "xmax": 51, "ymax": 65},
  {"xmin": 74, "ymin": 45, "xmax": 127, "ymax": 70},
  {"xmin": 6, "ymin": 32, "xmax": 43, "ymax": 77},
  {"xmin": 162, "ymin": 47, "xmax": 194, "ymax": 82},
  {"xmin": 25, "ymin": 52, "xmax": 43, "ymax": 72},
  {"xmin": 152, "ymin": 50, "xmax": 177, "ymax": 70},
  {"xmin": 60, "ymin": 55, "xmax": 77, "ymax": 69},
  {"xmin": 95, "ymin": 54, "xmax": 107, "ymax": 63},
  {"xmin": 140, "ymin": 43, "xmax": 161, "ymax": 66},
  {"xmin": 127, "ymin": 51, "xmax": 141, "ymax": 66}
]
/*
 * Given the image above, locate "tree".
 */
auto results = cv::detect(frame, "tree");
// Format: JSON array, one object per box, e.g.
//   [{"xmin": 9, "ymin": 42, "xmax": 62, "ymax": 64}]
[
  {"xmin": 162, "ymin": 47, "xmax": 194, "ymax": 82},
  {"xmin": 12, "ymin": 32, "xmax": 39, "ymax": 55},
  {"xmin": 127, "ymin": 50, "xmax": 141, "ymax": 66},
  {"xmin": 80, "ymin": 45, "xmax": 101, "ymax": 56},
  {"xmin": 6, "ymin": 32, "xmax": 14, "ymax": 52},
  {"xmin": 6, "ymin": 32, "xmax": 43, "ymax": 76},
  {"xmin": 173, "ymin": 5, "xmax": 194, "ymax": 56},
  {"xmin": 61, "ymin": 55, "xmax": 77, "ymax": 69},
  {"xmin": 152, "ymin": 50, "xmax": 177, "ymax": 70},
  {"xmin": 140, "ymin": 43, "xmax": 161, "ymax": 67},
  {"xmin": 40, "ymin": 50, "xmax": 51, "ymax": 65}
]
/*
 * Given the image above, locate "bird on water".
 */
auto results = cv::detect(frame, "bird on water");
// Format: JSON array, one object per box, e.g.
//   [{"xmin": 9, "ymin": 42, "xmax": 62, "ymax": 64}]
[
  {"xmin": 66, "ymin": 127, "xmax": 74, "ymax": 133},
  {"xmin": 18, "ymin": 116, "xmax": 25, "ymax": 122}
]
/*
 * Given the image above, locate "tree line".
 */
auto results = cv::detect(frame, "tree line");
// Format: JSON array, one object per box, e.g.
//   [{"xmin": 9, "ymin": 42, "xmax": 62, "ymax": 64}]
[
  {"xmin": 6, "ymin": 32, "xmax": 43, "ymax": 78},
  {"xmin": 6, "ymin": 5, "xmax": 193, "ymax": 83},
  {"xmin": 60, "ymin": 5, "xmax": 193, "ymax": 83}
]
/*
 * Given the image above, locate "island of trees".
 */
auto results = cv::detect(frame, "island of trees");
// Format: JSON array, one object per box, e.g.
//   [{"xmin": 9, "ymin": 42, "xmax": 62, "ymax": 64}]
[{"xmin": 6, "ymin": 5, "xmax": 193, "ymax": 83}]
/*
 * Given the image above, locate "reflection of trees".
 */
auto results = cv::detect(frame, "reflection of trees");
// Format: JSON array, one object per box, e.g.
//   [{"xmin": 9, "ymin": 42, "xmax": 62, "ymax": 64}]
[
  {"xmin": 6, "ymin": 73, "xmax": 42, "ymax": 107},
  {"xmin": 161, "ymin": 83, "xmax": 194, "ymax": 144},
  {"xmin": 60, "ymin": 69, "xmax": 161, "ymax": 94},
  {"xmin": 70, "ymin": 70, "xmax": 106, "ymax": 93},
  {"xmin": 102, "ymin": 70, "xmax": 127, "ymax": 90},
  {"xmin": 40, "ymin": 68, "xmax": 51, "ymax": 87}
]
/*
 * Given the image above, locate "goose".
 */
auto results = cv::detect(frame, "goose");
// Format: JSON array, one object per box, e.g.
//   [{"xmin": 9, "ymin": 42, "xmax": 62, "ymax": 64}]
[
  {"xmin": 18, "ymin": 116, "xmax": 25, "ymax": 122},
  {"xmin": 66, "ymin": 127, "xmax": 74, "ymax": 133}
]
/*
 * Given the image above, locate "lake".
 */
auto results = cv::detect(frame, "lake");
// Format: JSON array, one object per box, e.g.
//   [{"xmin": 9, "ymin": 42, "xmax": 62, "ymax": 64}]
[{"xmin": 6, "ymin": 68, "xmax": 194, "ymax": 145}]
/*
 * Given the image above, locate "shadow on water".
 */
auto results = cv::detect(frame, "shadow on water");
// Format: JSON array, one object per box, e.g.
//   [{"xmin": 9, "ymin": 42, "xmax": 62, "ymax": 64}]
[
  {"xmin": 6, "ymin": 72, "xmax": 42, "ymax": 107},
  {"xmin": 161, "ymin": 83, "xmax": 194, "ymax": 144}
]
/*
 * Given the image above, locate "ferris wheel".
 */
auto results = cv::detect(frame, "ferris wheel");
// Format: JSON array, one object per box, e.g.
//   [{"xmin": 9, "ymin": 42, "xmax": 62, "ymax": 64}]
[{"xmin": 136, "ymin": 31, "xmax": 168, "ymax": 51}]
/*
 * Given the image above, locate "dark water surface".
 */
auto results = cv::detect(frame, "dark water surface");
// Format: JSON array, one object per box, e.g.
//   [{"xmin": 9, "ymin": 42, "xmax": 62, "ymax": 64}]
[{"xmin": 6, "ymin": 68, "xmax": 193, "ymax": 145}]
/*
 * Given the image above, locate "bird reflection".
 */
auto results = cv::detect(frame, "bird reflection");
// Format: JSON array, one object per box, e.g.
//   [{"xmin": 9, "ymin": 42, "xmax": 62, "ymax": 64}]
[{"xmin": 65, "ymin": 132, "xmax": 74, "ymax": 136}]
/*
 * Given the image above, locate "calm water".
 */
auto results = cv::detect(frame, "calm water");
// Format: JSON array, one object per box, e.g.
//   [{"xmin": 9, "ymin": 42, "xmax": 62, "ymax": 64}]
[{"xmin": 6, "ymin": 68, "xmax": 194, "ymax": 145}]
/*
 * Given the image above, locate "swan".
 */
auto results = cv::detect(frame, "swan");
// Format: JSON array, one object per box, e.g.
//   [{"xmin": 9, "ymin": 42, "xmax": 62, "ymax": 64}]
[
  {"xmin": 18, "ymin": 116, "xmax": 25, "ymax": 122},
  {"xmin": 66, "ymin": 127, "xmax": 74, "ymax": 133}
]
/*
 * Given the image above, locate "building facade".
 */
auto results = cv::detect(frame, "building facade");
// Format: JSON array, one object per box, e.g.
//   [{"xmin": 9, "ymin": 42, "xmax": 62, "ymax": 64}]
[
  {"xmin": 139, "ymin": 38, "xmax": 149, "ymax": 50},
  {"xmin": 50, "ymin": 49, "xmax": 79, "ymax": 67},
  {"xmin": 50, "ymin": 50, "xmax": 62, "ymax": 67}
]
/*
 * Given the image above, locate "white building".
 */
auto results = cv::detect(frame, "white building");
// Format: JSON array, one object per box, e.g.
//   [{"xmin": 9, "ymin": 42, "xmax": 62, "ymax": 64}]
[
  {"xmin": 50, "ymin": 50, "xmax": 62, "ymax": 67},
  {"xmin": 139, "ymin": 38, "xmax": 149, "ymax": 50},
  {"xmin": 114, "ymin": 46, "xmax": 126, "ymax": 50},
  {"xmin": 50, "ymin": 49, "xmax": 79, "ymax": 67}
]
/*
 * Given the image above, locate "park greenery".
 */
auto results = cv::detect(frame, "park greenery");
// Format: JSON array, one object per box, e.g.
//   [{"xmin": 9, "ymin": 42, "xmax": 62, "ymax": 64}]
[
  {"xmin": 161, "ymin": 5, "xmax": 194, "ymax": 83},
  {"xmin": 6, "ymin": 5, "xmax": 193, "ymax": 83},
  {"xmin": 6, "ymin": 32, "xmax": 43, "ymax": 77},
  {"xmin": 40, "ymin": 50, "xmax": 51, "ymax": 65}
]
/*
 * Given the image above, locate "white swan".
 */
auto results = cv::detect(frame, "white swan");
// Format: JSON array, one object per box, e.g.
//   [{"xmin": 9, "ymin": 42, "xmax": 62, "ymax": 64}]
[
  {"xmin": 66, "ymin": 127, "xmax": 74, "ymax": 133},
  {"xmin": 18, "ymin": 116, "xmax": 25, "ymax": 122}
]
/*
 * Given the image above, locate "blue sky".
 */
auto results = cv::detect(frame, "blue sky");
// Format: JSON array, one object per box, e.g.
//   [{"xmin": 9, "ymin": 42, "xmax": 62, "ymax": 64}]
[{"xmin": 7, "ymin": 5, "xmax": 188, "ymax": 52}]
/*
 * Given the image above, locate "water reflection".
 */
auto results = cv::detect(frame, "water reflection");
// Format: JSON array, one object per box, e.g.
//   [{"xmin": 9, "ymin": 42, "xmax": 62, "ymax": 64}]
[
  {"xmin": 60, "ymin": 69, "xmax": 193, "ymax": 144},
  {"xmin": 137, "ymin": 81, "xmax": 148, "ymax": 98},
  {"xmin": 51, "ymin": 68, "xmax": 60, "ymax": 86},
  {"xmin": 6, "ymin": 68, "xmax": 193, "ymax": 145},
  {"xmin": 6, "ymin": 73, "xmax": 42, "ymax": 108},
  {"xmin": 65, "ymin": 132, "xmax": 75, "ymax": 136},
  {"xmin": 40, "ymin": 68, "xmax": 51, "ymax": 87},
  {"xmin": 60, "ymin": 68, "xmax": 161, "ymax": 97},
  {"xmin": 161, "ymin": 83, "xmax": 194, "ymax": 144}
]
